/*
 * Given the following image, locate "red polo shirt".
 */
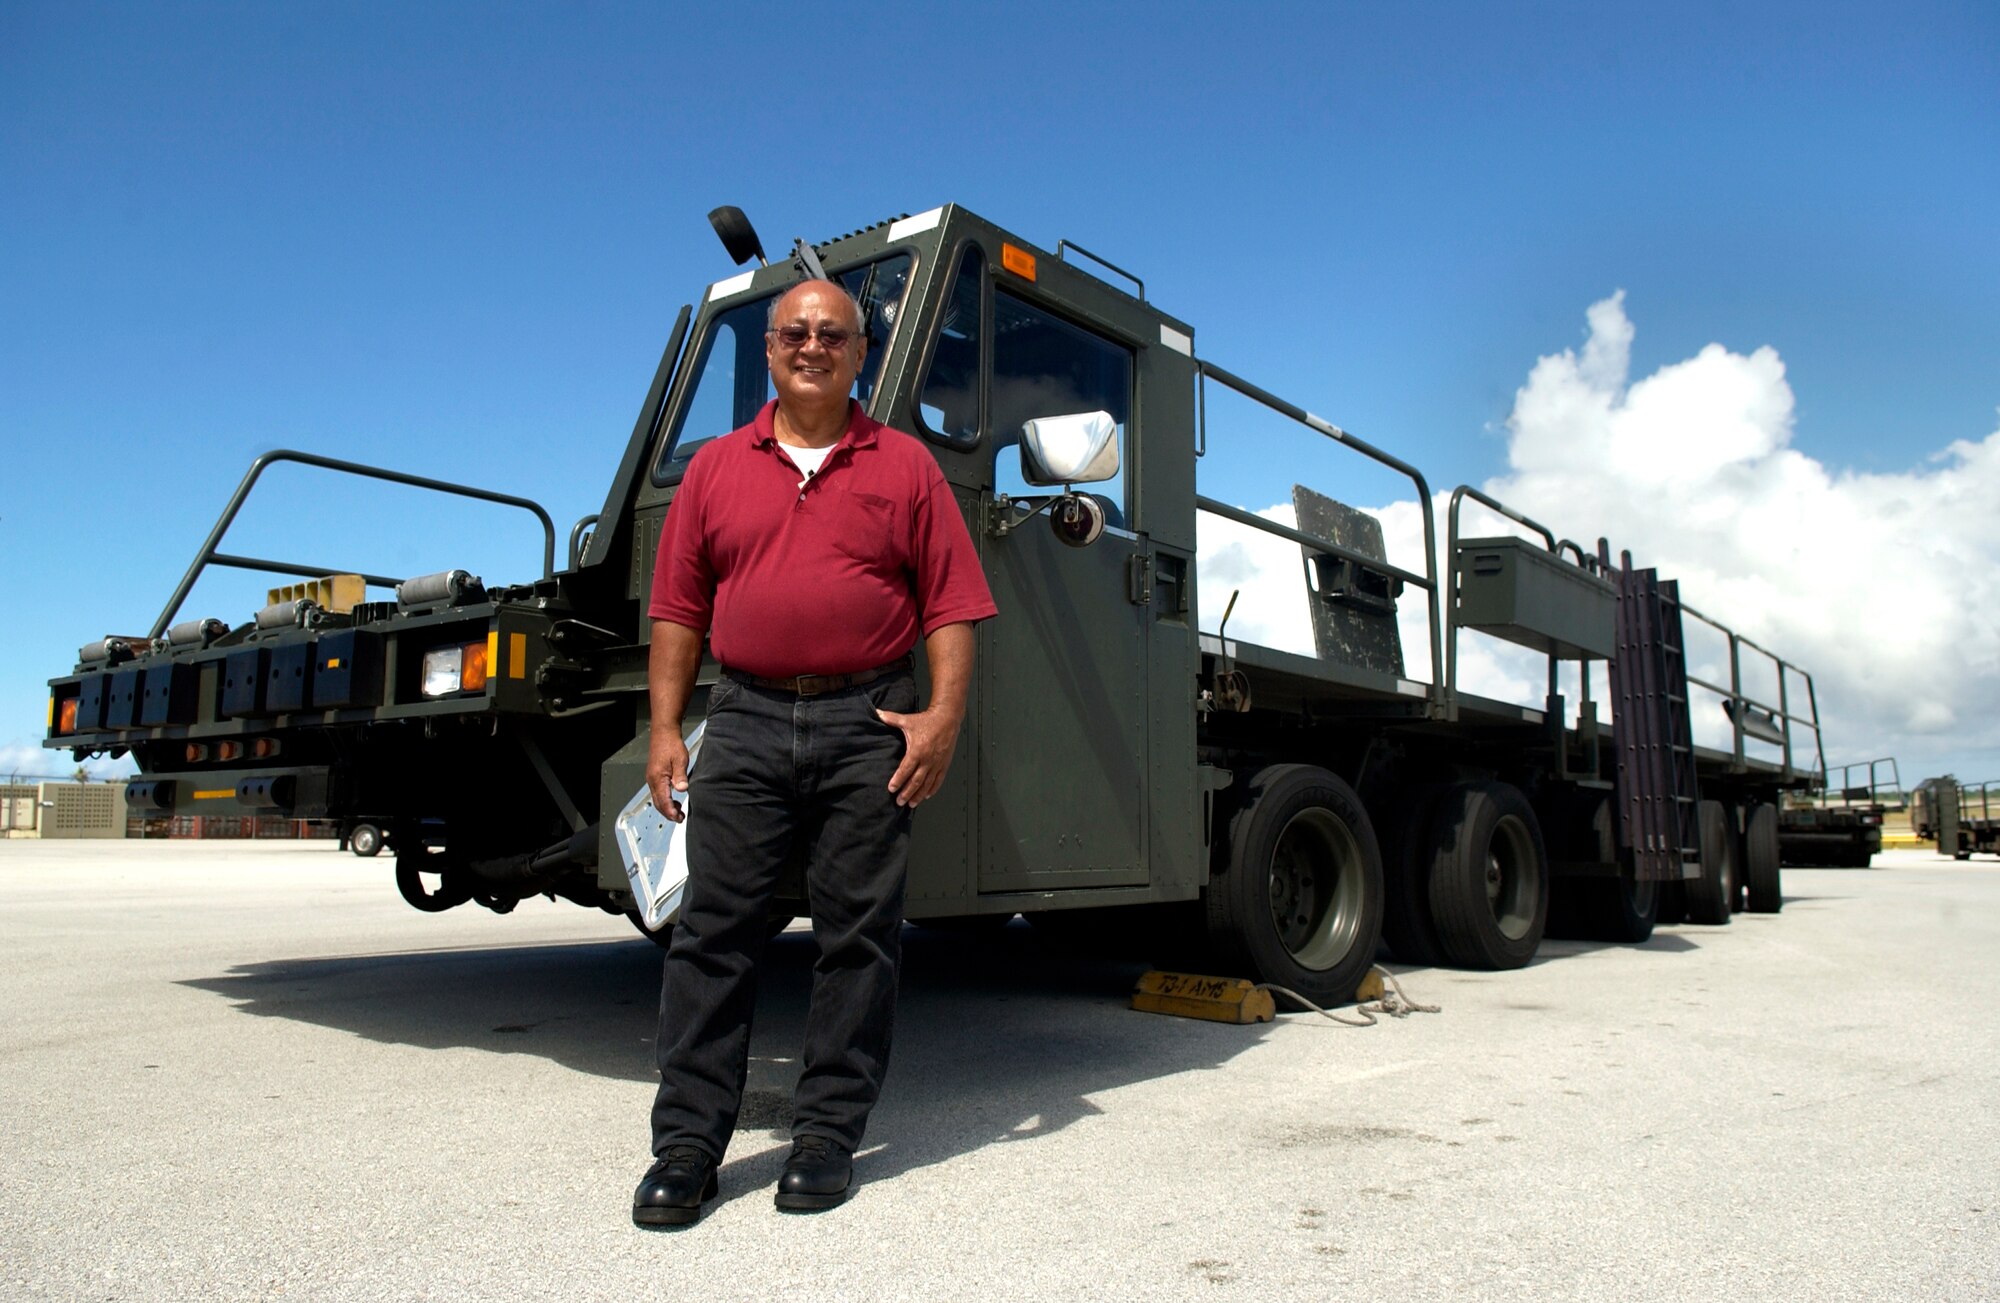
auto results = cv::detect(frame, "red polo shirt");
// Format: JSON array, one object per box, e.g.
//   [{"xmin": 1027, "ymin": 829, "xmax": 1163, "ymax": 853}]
[{"xmin": 649, "ymin": 400, "xmax": 998, "ymax": 678}]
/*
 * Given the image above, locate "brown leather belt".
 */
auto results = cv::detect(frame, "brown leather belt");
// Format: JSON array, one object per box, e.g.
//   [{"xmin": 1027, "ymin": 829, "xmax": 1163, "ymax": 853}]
[{"xmin": 722, "ymin": 654, "xmax": 913, "ymax": 698}]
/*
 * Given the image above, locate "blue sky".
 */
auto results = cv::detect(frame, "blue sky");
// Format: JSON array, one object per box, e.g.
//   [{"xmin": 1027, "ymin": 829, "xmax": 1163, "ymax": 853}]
[{"xmin": 4, "ymin": 1, "xmax": 1997, "ymax": 784}]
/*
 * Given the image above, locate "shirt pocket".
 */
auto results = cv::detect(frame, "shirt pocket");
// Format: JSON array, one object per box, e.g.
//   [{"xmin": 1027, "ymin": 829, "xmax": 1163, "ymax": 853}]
[{"xmin": 829, "ymin": 489, "xmax": 906, "ymax": 570}]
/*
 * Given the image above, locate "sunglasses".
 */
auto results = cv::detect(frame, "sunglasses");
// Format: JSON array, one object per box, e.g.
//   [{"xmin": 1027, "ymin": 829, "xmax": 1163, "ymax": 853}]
[{"xmin": 769, "ymin": 324, "xmax": 858, "ymax": 350}]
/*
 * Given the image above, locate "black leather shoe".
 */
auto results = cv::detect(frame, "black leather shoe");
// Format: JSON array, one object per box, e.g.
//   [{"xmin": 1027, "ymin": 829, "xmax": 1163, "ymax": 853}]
[
  {"xmin": 633, "ymin": 1145, "xmax": 719, "ymax": 1228},
  {"xmin": 774, "ymin": 1135, "xmax": 852, "ymax": 1212}
]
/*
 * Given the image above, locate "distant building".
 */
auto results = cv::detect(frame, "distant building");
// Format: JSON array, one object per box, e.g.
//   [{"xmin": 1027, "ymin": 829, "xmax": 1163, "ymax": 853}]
[{"xmin": 0, "ymin": 782, "xmax": 127, "ymax": 839}]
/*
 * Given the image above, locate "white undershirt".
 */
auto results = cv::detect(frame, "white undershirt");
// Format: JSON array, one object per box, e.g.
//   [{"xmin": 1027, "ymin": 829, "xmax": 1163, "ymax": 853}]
[{"xmin": 782, "ymin": 443, "xmax": 834, "ymax": 488}]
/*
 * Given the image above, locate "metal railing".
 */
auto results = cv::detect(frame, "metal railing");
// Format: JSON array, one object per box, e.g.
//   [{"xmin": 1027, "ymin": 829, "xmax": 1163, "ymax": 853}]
[
  {"xmin": 150, "ymin": 449, "xmax": 556, "ymax": 639},
  {"xmin": 1191, "ymin": 360, "xmax": 1444, "ymax": 712},
  {"xmin": 1676, "ymin": 598, "xmax": 1821, "ymax": 783},
  {"xmin": 1813, "ymin": 757, "xmax": 1906, "ymax": 809},
  {"xmin": 1443, "ymin": 485, "xmax": 1601, "ymax": 718}
]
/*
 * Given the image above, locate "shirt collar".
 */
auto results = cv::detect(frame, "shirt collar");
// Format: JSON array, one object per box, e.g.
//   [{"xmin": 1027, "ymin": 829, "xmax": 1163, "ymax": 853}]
[{"xmin": 749, "ymin": 399, "xmax": 878, "ymax": 453}]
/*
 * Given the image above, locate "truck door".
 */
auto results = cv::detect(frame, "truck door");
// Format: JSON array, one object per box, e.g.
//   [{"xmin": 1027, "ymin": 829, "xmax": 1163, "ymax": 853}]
[{"xmin": 919, "ymin": 261, "xmax": 1150, "ymax": 893}]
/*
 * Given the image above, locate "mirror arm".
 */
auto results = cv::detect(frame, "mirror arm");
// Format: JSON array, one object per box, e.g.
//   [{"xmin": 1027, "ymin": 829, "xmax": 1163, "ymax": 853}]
[{"xmin": 989, "ymin": 489, "xmax": 1073, "ymax": 538}]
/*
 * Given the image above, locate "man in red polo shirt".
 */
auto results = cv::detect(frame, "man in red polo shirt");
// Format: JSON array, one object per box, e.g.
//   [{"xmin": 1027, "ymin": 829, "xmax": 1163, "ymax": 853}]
[{"xmin": 633, "ymin": 279, "xmax": 996, "ymax": 1227}]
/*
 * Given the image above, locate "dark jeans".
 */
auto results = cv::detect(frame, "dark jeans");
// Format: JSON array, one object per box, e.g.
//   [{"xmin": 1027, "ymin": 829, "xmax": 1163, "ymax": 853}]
[{"xmin": 650, "ymin": 668, "xmax": 917, "ymax": 1161}]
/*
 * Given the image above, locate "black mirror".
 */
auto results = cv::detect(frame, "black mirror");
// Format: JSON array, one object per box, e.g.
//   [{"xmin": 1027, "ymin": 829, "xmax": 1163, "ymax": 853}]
[{"xmin": 708, "ymin": 206, "xmax": 767, "ymax": 268}]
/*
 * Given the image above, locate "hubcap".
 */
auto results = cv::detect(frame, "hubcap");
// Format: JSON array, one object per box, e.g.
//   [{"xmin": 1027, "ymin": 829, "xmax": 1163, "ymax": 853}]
[
  {"xmin": 1485, "ymin": 815, "xmax": 1540, "ymax": 942},
  {"xmin": 1266, "ymin": 807, "xmax": 1364, "ymax": 971}
]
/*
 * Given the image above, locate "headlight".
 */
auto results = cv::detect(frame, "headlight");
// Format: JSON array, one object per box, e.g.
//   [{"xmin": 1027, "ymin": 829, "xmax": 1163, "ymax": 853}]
[{"xmin": 421, "ymin": 640, "xmax": 490, "ymax": 697}]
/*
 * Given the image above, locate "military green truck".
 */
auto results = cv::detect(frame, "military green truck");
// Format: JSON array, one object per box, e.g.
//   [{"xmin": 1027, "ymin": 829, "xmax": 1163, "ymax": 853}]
[
  {"xmin": 46, "ymin": 202, "xmax": 1828, "ymax": 1003},
  {"xmin": 1776, "ymin": 757, "xmax": 1896, "ymax": 868},
  {"xmin": 1913, "ymin": 774, "xmax": 1993, "ymax": 860}
]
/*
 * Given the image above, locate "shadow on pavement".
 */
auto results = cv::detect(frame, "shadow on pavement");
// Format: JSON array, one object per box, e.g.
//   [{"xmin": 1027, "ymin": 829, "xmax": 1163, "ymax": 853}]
[{"xmin": 180, "ymin": 920, "xmax": 1270, "ymax": 1190}]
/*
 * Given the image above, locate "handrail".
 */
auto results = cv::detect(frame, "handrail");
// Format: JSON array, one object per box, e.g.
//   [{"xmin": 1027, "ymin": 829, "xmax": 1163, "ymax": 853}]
[
  {"xmin": 1444, "ymin": 485, "xmax": 1573, "ymax": 709},
  {"xmin": 1677, "ymin": 597, "xmax": 1821, "ymax": 781},
  {"xmin": 568, "ymin": 515, "xmax": 600, "ymax": 571},
  {"xmin": 1193, "ymin": 360, "xmax": 1443, "ymax": 712},
  {"xmin": 1193, "ymin": 496, "xmax": 1434, "ymax": 592},
  {"xmin": 1055, "ymin": 239, "xmax": 1145, "ymax": 300},
  {"xmin": 1821, "ymin": 756, "xmax": 1905, "ymax": 807},
  {"xmin": 149, "ymin": 449, "xmax": 556, "ymax": 639}
]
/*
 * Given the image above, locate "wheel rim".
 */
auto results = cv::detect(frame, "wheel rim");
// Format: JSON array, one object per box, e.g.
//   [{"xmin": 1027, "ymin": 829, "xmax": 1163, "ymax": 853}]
[
  {"xmin": 1484, "ymin": 815, "xmax": 1540, "ymax": 941},
  {"xmin": 1265, "ymin": 807, "xmax": 1365, "ymax": 970}
]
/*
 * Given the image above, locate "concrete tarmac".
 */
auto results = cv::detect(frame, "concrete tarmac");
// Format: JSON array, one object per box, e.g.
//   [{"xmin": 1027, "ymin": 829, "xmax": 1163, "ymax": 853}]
[{"xmin": 1, "ymin": 841, "xmax": 1994, "ymax": 1301}]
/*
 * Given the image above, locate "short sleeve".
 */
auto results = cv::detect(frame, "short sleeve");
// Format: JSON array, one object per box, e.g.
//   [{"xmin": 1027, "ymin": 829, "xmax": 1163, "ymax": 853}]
[{"xmin": 648, "ymin": 448, "xmax": 717, "ymax": 629}]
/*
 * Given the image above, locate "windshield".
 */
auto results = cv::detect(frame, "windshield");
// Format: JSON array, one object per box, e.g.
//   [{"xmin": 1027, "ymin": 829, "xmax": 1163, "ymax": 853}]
[{"xmin": 652, "ymin": 254, "xmax": 915, "ymax": 481}]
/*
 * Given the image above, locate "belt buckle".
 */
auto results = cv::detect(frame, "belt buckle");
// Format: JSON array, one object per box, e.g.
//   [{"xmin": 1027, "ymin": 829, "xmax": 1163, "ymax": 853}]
[{"xmin": 794, "ymin": 673, "xmax": 830, "ymax": 697}]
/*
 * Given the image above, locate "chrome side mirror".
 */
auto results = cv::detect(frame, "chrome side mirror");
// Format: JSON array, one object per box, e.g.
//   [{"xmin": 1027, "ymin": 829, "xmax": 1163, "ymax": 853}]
[{"xmin": 1019, "ymin": 410, "xmax": 1120, "ymax": 486}]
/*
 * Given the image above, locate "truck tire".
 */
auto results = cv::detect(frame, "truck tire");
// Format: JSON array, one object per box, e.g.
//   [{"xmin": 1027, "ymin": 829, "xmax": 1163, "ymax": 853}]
[
  {"xmin": 1546, "ymin": 795, "xmax": 1657, "ymax": 944},
  {"xmin": 348, "ymin": 823, "xmax": 384, "ymax": 857},
  {"xmin": 1426, "ymin": 781, "xmax": 1549, "ymax": 970},
  {"xmin": 1379, "ymin": 785, "xmax": 1446, "ymax": 965},
  {"xmin": 1743, "ymin": 803, "xmax": 1782, "ymax": 913},
  {"xmin": 1207, "ymin": 764, "xmax": 1384, "ymax": 1007},
  {"xmin": 1683, "ymin": 800, "xmax": 1736, "ymax": 925}
]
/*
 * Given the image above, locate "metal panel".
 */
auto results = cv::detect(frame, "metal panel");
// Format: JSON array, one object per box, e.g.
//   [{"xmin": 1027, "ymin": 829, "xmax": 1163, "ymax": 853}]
[
  {"xmin": 977, "ymin": 518, "xmax": 1148, "ymax": 893},
  {"xmin": 1292, "ymin": 486, "xmax": 1404, "ymax": 676},
  {"xmin": 266, "ymin": 641, "xmax": 313, "ymax": 714},
  {"xmin": 220, "ymin": 647, "xmax": 268, "ymax": 717},
  {"xmin": 311, "ymin": 630, "xmax": 383, "ymax": 710}
]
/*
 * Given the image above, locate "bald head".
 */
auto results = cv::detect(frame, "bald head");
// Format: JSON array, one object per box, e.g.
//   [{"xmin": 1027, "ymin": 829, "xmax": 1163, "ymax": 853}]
[{"xmin": 768, "ymin": 279, "xmax": 865, "ymax": 336}]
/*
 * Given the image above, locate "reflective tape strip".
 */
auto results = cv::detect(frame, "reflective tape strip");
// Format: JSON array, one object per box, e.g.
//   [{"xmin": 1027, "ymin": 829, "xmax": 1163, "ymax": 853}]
[
  {"xmin": 192, "ymin": 789, "xmax": 232, "ymax": 800},
  {"xmin": 1396, "ymin": 680, "xmax": 1425, "ymax": 697},
  {"xmin": 1159, "ymin": 324, "xmax": 1192, "ymax": 356},
  {"xmin": 1304, "ymin": 411, "xmax": 1348, "ymax": 442},
  {"xmin": 487, "ymin": 630, "xmax": 500, "ymax": 679},
  {"xmin": 887, "ymin": 208, "xmax": 943, "ymax": 241},
  {"xmin": 509, "ymin": 632, "xmax": 527, "ymax": 680},
  {"xmin": 706, "ymin": 270, "xmax": 756, "ymax": 302}
]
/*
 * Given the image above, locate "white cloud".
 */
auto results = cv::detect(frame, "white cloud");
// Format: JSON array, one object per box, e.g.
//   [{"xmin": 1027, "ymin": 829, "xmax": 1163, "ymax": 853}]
[
  {"xmin": 0, "ymin": 738, "xmax": 136, "ymax": 784},
  {"xmin": 1494, "ymin": 293, "xmax": 2000, "ymax": 780},
  {"xmin": 1194, "ymin": 293, "xmax": 2000, "ymax": 785}
]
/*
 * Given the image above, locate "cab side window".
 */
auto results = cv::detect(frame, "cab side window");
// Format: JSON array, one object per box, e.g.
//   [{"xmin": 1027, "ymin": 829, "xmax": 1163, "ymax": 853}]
[
  {"xmin": 990, "ymin": 289, "xmax": 1133, "ymax": 526},
  {"xmin": 917, "ymin": 246, "xmax": 984, "ymax": 446}
]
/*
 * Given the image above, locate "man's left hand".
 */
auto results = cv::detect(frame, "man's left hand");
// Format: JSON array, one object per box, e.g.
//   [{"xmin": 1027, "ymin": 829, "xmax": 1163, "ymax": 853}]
[{"xmin": 878, "ymin": 706, "xmax": 962, "ymax": 808}]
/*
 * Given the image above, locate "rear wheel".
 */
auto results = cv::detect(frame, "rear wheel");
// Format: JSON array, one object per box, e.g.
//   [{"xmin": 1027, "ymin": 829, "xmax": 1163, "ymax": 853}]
[
  {"xmin": 1683, "ymin": 800, "xmax": 1736, "ymax": 925},
  {"xmin": 1546, "ymin": 795, "xmax": 1657, "ymax": 943},
  {"xmin": 1379, "ymin": 785, "xmax": 1446, "ymax": 965},
  {"xmin": 1426, "ymin": 782, "xmax": 1549, "ymax": 970},
  {"xmin": 1743, "ymin": 803, "xmax": 1782, "ymax": 913},
  {"xmin": 348, "ymin": 823, "xmax": 384, "ymax": 857},
  {"xmin": 1207, "ymin": 765, "xmax": 1384, "ymax": 1006}
]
